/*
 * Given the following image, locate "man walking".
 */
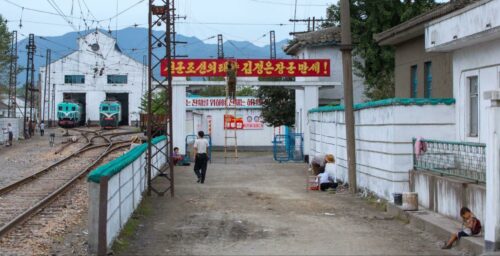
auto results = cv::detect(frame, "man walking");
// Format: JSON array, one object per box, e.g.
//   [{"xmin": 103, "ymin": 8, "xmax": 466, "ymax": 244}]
[
  {"xmin": 7, "ymin": 123, "xmax": 13, "ymax": 147},
  {"xmin": 40, "ymin": 121, "xmax": 45, "ymax": 136},
  {"xmin": 193, "ymin": 131, "xmax": 209, "ymax": 184}
]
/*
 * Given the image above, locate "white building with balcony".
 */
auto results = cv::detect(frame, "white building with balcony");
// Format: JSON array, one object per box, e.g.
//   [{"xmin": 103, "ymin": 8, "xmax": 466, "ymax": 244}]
[
  {"xmin": 425, "ymin": 0, "xmax": 500, "ymax": 251},
  {"xmin": 39, "ymin": 30, "xmax": 146, "ymax": 125}
]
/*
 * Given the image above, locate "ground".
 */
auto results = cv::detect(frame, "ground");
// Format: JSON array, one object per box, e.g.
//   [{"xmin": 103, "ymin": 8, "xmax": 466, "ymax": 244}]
[{"xmin": 115, "ymin": 152, "xmax": 465, "ymax": 256}]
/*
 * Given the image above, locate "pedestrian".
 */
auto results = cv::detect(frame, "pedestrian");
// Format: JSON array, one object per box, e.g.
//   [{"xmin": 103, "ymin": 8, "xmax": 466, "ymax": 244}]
[
  {"xmin": 7, "ymin": 123, "xmax": 13, "ymax": 147},
  {"xmin": 193, "ymin": 131, "xmax": 209, "ymax": 184},
  {"xmin": 310, "ymin": 154, "xmax": 327, "ymax": 175},
  {"xmin": 317, "ymin": 154, "xmax": 338, "ymax": 191},
  {"xmin": 441, "ymin": 207, "xmax": 482, "ymax": 249},
  {"xmin": 40, "ymin": 121, "xmax": 45, "ymax": 136}
]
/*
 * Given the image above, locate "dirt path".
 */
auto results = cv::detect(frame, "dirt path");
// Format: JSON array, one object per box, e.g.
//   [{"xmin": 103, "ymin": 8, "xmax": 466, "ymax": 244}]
[{"xmin": 116, "ymin": 152, "xmax": 462, "ymax": 256}]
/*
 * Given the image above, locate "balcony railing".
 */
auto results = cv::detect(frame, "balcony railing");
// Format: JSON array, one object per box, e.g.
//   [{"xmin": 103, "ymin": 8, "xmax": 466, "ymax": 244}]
[{"xmin": 412, "ymin": 138, "xmax": 486, "ymax": 183}]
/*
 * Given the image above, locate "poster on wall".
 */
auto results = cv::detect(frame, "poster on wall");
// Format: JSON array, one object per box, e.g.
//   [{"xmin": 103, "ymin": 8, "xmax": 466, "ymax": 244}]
[{"xmin": 224, "ymin": 114, "xmax": 264, "ymax": 130}]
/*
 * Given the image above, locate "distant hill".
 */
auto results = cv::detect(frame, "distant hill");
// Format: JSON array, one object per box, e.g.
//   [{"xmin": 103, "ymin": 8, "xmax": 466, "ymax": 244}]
[{"xmin": 15, "ymin": 27, "xmax": 290, "ymax": 85}]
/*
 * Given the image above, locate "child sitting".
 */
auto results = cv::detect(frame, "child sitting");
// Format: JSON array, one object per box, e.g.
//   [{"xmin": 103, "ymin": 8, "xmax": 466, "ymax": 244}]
[
  {"xmin": 442, "ymin": 206, "xmax": 482, "ymax": 249},
  {"xmin": 317, "ymin": 154, "xmax": 338, "ymax": 191},
  {"xmin": 172, "ymin": 147, "xmax": 183, "ymax": 166}
]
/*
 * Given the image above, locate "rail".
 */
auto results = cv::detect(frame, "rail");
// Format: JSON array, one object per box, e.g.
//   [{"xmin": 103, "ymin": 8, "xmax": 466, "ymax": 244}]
[{"xmin": 412, "ymin": 138, "xmax": 486, "ymax": 183}]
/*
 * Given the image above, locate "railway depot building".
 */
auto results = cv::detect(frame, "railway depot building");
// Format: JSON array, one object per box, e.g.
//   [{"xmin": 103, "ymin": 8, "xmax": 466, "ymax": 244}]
[{"xmin": 39, "ymin": 30, "xmax": 145, "ymax": 126}]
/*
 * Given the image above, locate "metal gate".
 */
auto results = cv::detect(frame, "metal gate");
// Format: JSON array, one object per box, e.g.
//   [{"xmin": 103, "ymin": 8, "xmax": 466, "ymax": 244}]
[
  {"xmin": 185, "ymin": 134, "xmax": 212, "ymax": 163},
  {"xmin": 273, "ymin": 133, "xmax": 303, "ymax": 162}
]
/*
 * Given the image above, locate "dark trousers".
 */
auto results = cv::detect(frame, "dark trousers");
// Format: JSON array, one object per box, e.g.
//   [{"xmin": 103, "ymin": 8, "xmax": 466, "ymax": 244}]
[
  {"xmin": 194, "ymin": 153, "xmax": 208, "ymax": 183},
  {"xmin": 320, "ymin": 182, "xmax": 338, "ymax": 191},
  {"xmin": 40, "ymin": 129, "xmax": 44, "ymax": 136}
]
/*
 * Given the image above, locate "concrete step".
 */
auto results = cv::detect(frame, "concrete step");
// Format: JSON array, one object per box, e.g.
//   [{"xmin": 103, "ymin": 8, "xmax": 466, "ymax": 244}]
[{"xmin": 387, "ymin": 203, "xmax": 484, "ymax": 255}]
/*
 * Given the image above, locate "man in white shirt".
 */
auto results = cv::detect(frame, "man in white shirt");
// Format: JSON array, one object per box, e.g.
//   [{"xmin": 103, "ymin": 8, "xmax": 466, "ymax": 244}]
[{"xmin": 193, "ymin": 131, "xmax": 210, "ymax": 184}]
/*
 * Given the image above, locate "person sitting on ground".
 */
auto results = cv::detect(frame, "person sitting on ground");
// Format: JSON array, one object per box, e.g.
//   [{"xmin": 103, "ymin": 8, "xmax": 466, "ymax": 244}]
[
  {"xmin": 172, "ymin": 147, "xmax": 183, "ymax": 165},
  {"xmin": 317, "ymin": 154, "xmax": 338, "ymax": 191},
  {"xmin": 311, "ymin": 154, "xmax": 327, "ymax": 175},
  {"xmin": 442, "ymin": 206, "xmax": 482, "ymax": 249}
]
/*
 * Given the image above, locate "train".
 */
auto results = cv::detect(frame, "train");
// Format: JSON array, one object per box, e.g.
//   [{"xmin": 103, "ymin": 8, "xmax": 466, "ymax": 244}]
[
  {"xmin": 57, "ymin": 101, "xmax": 83, "ymax": 128},
  {"xmin": 99, "ymin": 100, "xmax": 122, "ymax": 129}
]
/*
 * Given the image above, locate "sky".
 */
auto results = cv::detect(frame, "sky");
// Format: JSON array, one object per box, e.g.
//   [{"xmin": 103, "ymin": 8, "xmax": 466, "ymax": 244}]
[{"xmin": 1, "ymin": 0, "xmax": 335, "ymax": 46}]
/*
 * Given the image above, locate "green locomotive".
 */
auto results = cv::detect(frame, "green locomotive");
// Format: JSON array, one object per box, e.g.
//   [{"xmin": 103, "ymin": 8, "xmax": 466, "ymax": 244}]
[
  {"xmin": 57, "ymin": 101, "xmax": 83, "ymax": 128},
  {"xmin": 99, "ymin": 100, "xmax": 122, "ymax": 129}
]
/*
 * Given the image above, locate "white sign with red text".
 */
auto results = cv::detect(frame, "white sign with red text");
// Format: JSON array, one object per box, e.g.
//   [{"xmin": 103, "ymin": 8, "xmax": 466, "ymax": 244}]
[{"xmin": 186, "ymin": 97, "xmax": 262, "ymax": 109}]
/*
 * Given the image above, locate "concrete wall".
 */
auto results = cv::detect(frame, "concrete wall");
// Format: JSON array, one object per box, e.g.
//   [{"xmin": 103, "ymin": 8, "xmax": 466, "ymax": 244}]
[
  {"xmin": 411, "ymin": 170, "xmax": 485, "ymax": 223},
  {"xmin": 451, "ymin": 38, "xmax": 500, "ymax": 144},
  {"xmin": 308, "ymin": 103, "xmax": 456, "ymax": 200},
  {"xmin": 40, "ymin": 31, "xmax": 146, "ymax": 125},
  {"xmin": 0, "ymin": 118, "xmax": 23, "ymax": 142},
  {"xmin": 394, "ymin": 36, "xmax": 453, "ymax": 98},
  {"xmin": 88, "ymin": 139, "xmax": 166, "ymax": 254},
  {"xmin": 190, "ymin": 108, "xmax": 275, "ymax": 147}
]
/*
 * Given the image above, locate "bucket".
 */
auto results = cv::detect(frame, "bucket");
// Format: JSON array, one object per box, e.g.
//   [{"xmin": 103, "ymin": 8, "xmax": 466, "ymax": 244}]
[
  {"xmin": 393, "ymin": 193, "xmax": 403, "ymax": 206},
  {"xmin": 402, "ymin": 192, "xmax": 418, "ymax": 211}
]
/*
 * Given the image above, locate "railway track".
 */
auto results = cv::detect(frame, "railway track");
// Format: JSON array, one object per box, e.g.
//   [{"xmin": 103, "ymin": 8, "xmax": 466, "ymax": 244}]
[{"xmin": 0, "ymin": 130, "xmax": 136, "ymax": 238}]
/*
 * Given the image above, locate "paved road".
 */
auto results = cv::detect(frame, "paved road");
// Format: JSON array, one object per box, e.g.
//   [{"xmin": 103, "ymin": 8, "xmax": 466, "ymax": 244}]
[{"xmin": 117, "ymin": 152, "xmax": 462, "ymax": 255}]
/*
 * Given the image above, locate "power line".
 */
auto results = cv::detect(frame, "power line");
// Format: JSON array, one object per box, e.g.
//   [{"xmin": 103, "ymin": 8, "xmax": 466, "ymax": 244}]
[{"xmin": 249, "ymin": 0, "xmax": 329, "ymax": 7}]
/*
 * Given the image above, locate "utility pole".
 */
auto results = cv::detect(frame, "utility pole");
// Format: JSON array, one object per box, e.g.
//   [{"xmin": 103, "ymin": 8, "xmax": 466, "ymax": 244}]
[
  {"xmin": 7, "ymin": 30, "xmax": 18, "ymax": 118},
  {"xmin": 270, "ymin": 30, "xmax": 276, "ymax": 59},
  {"xmin": 23, "ymin": 34, "xmax": 36, "ymax": 137},
  {"xmin": 51, "ymin": 83, "xmax": 56, "ymax": 127},
  {"xmin": 289, "ymin": 17, "xmax": 327, "ymax": 35},
  {"xmin": 340, "ymin": 0, "xmax": 357, "ymax": 193},
  {"xmin": 217, "ymin": 34, "xmax": 224, "ymax": 59},
  {"xmin": 42, "ymin": 49, "xmax": 51, "ymax": 124}
]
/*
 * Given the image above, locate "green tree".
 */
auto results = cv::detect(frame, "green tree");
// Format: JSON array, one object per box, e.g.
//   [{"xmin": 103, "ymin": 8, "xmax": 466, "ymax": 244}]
[
  {"xmin": 257, "ymin": 76, "xmax": 296, "ymax": 127},
  {"xmin": 140, "ymin": 91, "xmax": 168, "ymax": 115},
  {"xmin": 0, "ymin": 16, "xmax": 12, "ymax": 91},
  {"xmin": 324, "ymin": 0, "xmax": 436, "ymax": 100}
]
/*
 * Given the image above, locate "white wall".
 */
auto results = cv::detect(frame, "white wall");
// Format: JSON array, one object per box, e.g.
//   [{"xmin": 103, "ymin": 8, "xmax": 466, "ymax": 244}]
[
  {"xmin": 308, "ymin": 103, "xmax": 456, "ymax": 200},
  {"xmin": 452, "ymin": 38, "xmax": 500, "ymax": 144},
  {"xmin": 426, "ymin": 0, "xmax": 500, "ymax": 52},
  {"xmin": 0, "ymin": 118, "xmax": 22, "ymax": 142},
  {"xmin": 191, "ymin": 108, "xmax": 275, "ymax": 147},
  {"xmin": 40, "ymin": 31, "xmax": 146, "ymax": 125},
  {"xmin": 88, "ymin": 139, "xmax": 166, "ymax": 254},
  {"xmin": 295, "ymin": 46, "xmax": 366, "ymax": 104}
]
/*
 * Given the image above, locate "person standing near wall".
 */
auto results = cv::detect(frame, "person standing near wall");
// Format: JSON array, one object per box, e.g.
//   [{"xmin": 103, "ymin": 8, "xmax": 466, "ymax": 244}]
[
  {"xmin": 7, "ymin": 123, "xmax": 13, "ymax": 147},
  {"xmin": 40, "ymin": 121, "xmax": 45, "ymax": 136},
  {"xmin": 193, "ymin": 131, "xmax": 210, "ymax": 184}
]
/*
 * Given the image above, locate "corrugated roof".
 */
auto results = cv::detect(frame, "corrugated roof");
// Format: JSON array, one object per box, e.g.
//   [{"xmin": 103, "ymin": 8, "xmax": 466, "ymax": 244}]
[{"xmin": 284, "ymin": 26, "xmax": 341, "ymax": 55}]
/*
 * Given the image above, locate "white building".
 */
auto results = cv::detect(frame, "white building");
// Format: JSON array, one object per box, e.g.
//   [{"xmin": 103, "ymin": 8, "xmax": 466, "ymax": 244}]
[
  {"xmin": 39, "ymin": 30, "xmax": 146, "ymax": 125},
  {"xmin": 425, "ymin": 0, "xmax": 500, "ymax": 251}
]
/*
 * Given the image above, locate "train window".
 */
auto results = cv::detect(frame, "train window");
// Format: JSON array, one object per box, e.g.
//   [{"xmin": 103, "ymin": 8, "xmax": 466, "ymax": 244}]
[
  {"xmin": 58, "ymin": 106, "xmax": 63, "ymax": 111},
  {"xmin": 107, "ymin": 75, "xmax": 128, "ymax": 84},
  {"xmin": 102, "ymin": 106, "xmax": 109, "ymax": 111},
  {"xmin": 110, "ymin": 106, "xmax": 117, "ymax": 111},
  {"xmin": 72, "ymin": 107, "xmax": 76, "ymax": 111}
]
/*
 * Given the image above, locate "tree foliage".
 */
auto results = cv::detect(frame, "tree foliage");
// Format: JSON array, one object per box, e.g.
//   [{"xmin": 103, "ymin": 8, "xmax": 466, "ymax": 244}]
[
  {"xmin": 323, "ymin": 0, "xmax": 437, "ymax": 100},
  {"xmin": 0, "ymin": 15, "xmax": 12, "ymax": 88},
  {"xmin": 257, "ymin": 77, "xmax": 296, "ymax": 127},
  {"xmin": 140, "ymin": 91, "xmax": 168, "ymax": 115}
]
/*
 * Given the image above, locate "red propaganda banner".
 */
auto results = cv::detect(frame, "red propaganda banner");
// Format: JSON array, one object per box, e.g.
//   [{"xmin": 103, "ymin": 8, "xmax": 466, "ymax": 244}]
[{"xmin": 160, "ymin": 59, "xmax": 330, "ymax": 77}]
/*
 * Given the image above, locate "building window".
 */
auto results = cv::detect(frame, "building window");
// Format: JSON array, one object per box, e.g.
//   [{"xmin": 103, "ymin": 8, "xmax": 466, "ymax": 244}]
[
  {"xmin": 107, "ymin": 75, "xmax": 128, "ymax": 84},
  {"xmin": 64, "ymin": 75, "xmax": 85, "ymax": 84},
  {"xmin": 411, "ymin": 65, "xmax": 418, "ymax": 98},
  {"xmin": 468, "ymin": 76, "xmax": 479, "ymax": 137},
  {"xmin": 424, "ymin": 62, "xmax": 432, "ymax": 98}
]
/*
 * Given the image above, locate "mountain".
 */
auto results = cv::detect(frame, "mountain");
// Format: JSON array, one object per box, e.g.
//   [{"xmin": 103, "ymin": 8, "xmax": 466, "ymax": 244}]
[{"xmin": 15, "ymin": 27, "xmax": 290, "ymax": 84}]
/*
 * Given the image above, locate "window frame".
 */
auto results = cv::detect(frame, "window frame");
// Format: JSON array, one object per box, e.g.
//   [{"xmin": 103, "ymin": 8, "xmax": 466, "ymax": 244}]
[
  {"xmin": 64, "ymin": 75, "xmax": 85, "ymax": 84},
  {"xmin": 467, "ymin": 75, "xmax": 479, "ymax": 138},
  {"xmin": 410, "ymin": 65, "xmax": 418, "ymax": 98},
  {"xmin": 107, "ymin": 74, "xmax": 128, "ymax": 84},
  {"xmin": 424, "ymin": 61, "xmax": 432, "ymax": 98}
]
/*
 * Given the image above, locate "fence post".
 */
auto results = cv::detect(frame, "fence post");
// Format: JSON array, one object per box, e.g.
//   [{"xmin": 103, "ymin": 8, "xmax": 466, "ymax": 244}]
[{"xmin": 98, "ymin": 176, "xmax": 109, "ymax": 256}]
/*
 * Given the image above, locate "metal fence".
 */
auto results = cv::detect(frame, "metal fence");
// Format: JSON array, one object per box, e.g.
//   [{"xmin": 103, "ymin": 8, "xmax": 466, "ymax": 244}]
[
  {"xmin": 273, "ymin": 133, "xmax": 303, "ymax": 162},
  {"xmin": 413, "ymin": 138, "xmax": 486, "ymax": 183}
]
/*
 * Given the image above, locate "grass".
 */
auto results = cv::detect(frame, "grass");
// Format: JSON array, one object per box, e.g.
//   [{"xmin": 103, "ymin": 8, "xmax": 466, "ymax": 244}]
[{"xmin": 111, "ymin": 198, "xmax": 153, "ymax": 253}]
